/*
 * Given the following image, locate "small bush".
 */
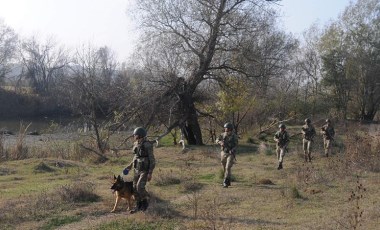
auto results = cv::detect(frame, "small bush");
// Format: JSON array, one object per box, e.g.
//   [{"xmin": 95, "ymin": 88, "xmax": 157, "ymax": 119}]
[
  {"xmin": 8, "ymin": 122, "xmax": 30, "ymax": 160},
  {"xmin": 57, "ymin": 182, "xmax": 100, "ymax": 203},
  {"xmin": 290, "ymin": 186, "xmax": 303, "ymax": 199},
  {"xmin": 258, "ymin": 133, "xmax": 268, "ymax": 141},
  {"xmin": 181, "ymin": 180, "xmax": 203, "ymax": 192},
  {"xmin": 34, "ymin": 162, "xmax": 55, "ymax": 173},
  {"xmin": 154, "ymin": 169, "xmax": 181, "ymax": 186},
  {"xmin": 258, "ymin": 178, "xmax": 275, "ymax": 185},
  {"xmin": 246, "ymin": 137, "xmax": 256, "ymax": 144}
]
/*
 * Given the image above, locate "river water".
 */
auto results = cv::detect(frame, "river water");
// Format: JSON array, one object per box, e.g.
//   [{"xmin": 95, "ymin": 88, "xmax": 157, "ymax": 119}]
[{"xmin": 0, "ymin": 117, "xmax": 83, "ymax": 148}]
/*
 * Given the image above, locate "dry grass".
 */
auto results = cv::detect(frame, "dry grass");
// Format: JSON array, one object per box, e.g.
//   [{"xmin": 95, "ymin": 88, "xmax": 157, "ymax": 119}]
[{"xmin": 0, "ymin": 123, "xmax": 379, "ymax": 229}]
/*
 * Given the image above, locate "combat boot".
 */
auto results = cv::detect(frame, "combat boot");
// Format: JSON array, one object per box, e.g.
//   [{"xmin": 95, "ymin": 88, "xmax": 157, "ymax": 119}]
[
  {"xmin": 304, "ymin": 154, "xmax": 308, "ymax": 162},
  {"xmin": 140, "ymin": 199, "xmax": 149, "ymax": 212},
  {"xmin": 226, "ymin": 178, "xmax": 231, "ymax": 187},
  {"xmin": 223, "ymin": 178, "xmax": 230, "ymax": 188},
  {"xmin": 277, "ymin": 162, "xmax": 283, "ymax": 170},
  {"xmin": 130, "ymin": 201, "xmax": 142, "ymax": 214},
  {"xmin": 308, "ymin": 154, "xmax": 312, "ymax": 162}
]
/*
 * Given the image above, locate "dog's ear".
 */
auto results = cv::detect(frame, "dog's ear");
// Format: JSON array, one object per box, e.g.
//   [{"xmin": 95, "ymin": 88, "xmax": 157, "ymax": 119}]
[
  {"xmin": 117, "ymin": 175, "xmax": 122, "ymax": 180},
  {"xmin": 113, "ymin": 175, "xmax": 117, "ymax": 180}
]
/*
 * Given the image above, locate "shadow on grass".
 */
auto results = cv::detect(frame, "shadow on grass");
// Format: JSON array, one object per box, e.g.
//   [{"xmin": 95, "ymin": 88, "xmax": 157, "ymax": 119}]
[{"xmin": 146, "ymin": 192, "xmax": 184, "ymax": 219}]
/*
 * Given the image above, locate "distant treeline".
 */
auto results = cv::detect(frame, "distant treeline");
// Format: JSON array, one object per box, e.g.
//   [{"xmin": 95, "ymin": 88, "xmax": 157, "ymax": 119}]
[{"xmin": 0, "ymin": 89, "xmax": 70, "ymax": 119}]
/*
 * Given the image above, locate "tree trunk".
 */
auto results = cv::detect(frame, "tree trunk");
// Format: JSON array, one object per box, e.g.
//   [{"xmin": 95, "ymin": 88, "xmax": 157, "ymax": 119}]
[
  {"xmin": 182, "ymin": 112, "xmax": 203, "ymax": 145},
  {"xmin": 360, "ymin": 108, "xmax": 376, "ymax": 122},
  {"xmin": 179, "ymin": 87, "xmax": 203, "ymax": 145}
]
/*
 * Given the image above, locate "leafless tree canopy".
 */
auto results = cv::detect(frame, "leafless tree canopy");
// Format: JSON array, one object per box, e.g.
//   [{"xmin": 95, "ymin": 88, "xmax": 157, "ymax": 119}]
[
  {"xmin": 0, "ymin": 20, "xmax": 18, "ymax": 81},
  {"xmin": 19, "ymin": 37, "xmax": 69, "ymax": 95},
  {"xmin": 131, "ymin": 0, "xmax": 293, "ymax": 144}
]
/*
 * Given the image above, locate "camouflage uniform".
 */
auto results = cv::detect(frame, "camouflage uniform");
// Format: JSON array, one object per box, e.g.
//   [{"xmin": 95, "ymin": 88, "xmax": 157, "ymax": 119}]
[
  {"xmin": 126, "ymin": 137, "xmax": 155, "ymax": 211},
  {"xmin": 321, "ymin": 120, "xmax": 335, "ymax": 157},
  {"xmin": 301, "ymin": 120, "xmax": 316, "ymax": 162},
  {"xmin": 216, "ymin": 125, "xmax": 238, "ymax": 188},
  {"xmin": 274, "ymin": 124, "xmax": 289, "ymax": 169}
]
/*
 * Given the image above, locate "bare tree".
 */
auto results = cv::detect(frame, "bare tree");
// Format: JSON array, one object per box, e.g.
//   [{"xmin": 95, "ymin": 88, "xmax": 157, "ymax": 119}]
[
  {"xmin": 0, "ymin": 20, "xmax": 18, "ymax": 82},
  {"xmin": 291, "ymin": 23, "xmax": 324, "ymax": 115},
  {"xmin": 59, "ymin": 45, "xmax": 143, "ymax": 160},
  {"xmin": 19, "ymin": 36, "xmax": 69, "ymax": 95},
  {"xmin": 132, "ymin": 0, "xmax": 285, "ymax": 145}
]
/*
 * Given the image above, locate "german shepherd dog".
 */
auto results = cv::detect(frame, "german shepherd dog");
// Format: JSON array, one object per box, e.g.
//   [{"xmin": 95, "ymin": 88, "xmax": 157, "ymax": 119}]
[{"xmin": 110, "ymin": 175, "xmax": 134, "ymax": 212}]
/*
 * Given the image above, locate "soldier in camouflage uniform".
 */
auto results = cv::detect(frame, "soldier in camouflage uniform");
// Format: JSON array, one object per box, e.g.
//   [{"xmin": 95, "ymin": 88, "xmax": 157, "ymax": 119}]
[
  {"xmin": 301, "ymin": 118, "xmax": 316, "ymax": 162},
  {"xmin": 125, "ymin": 127, "xmax": 156, "ymax": 213},
  {"xmin": 321, "ymin": 119, "xmax": 335, "ymax": 157},
  {"xmin": 274, "ymin": 124, "xmax": 290, "ymax": 170},
  {"xmin": 216, "ymin": 122, "xmax": 238, "ymax": 188}
]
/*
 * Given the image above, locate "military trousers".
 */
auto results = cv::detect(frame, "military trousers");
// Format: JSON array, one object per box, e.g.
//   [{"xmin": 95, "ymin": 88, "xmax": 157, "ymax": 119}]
[
  {"xmin": 323, "ymin": 139, "xmax": 332, "ymax": 156},
  {"xmin": 276, "ymin": 145, "xmax": 286, "ymax": 163},
  {"xmin": 303, "ymin": 139, "xmax": 313, "ymax": 154},
  {"xmin": 133, "ymin": 170, "xmax": 149, "ymax": 201},
  {"xmin": 221, "ymin": 151, "xmax": 234, "ymax": 180}
]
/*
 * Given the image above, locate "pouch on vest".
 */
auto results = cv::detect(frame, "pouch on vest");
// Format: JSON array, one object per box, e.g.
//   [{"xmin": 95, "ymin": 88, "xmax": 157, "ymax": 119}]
[{"xmin": 136, "ymin": 158, "xmax": 149, "ymax": 171}]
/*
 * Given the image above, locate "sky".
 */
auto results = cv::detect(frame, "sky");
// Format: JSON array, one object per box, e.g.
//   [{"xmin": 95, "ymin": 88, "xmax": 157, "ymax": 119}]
[{"xmin": 0, "ymin": 0, "xmax": 355, "ymax": 62}]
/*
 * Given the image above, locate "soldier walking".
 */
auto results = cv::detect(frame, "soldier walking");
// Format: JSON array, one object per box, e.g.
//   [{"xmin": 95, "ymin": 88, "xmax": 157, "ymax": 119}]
[
  {"xmin": 321, "ymin": 119, "xmax": 335, "ymax": 157},
  {"xmin": 216, "ymin": 122, "xmax": 238, "ymax": 188},
  {"xmin": 274, "ymin": 124, "xmax": 290, "ymax": 170},
  {"xmin": 301, "ymin": 118, "xmax": 316, "ymax": 162},
  {"xmin": 125, "ymin": 127, "xmax": 156, "ymax": 213}
]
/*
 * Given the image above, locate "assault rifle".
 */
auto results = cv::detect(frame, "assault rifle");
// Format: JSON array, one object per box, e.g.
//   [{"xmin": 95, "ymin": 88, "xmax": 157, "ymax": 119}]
[
  {"xmin": 302, "ymin": 127, "xmax": 315, "ymax": 140},
  {"xmin": 321, "ymin": 126, "xmax": 334, "ymax": 141},
  {"xmin": 218, "ymin": 138, "xmax": 237, "ymax": 161}
]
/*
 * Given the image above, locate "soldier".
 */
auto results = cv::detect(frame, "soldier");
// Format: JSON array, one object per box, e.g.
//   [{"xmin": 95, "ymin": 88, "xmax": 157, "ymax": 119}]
[
  {"xmin": 274, "ymin": 124, "xmax": 290, "ymax": 170},
  {"xmin": 321, "ymin": 119, "xmax": 335, "ymax": 157},
  {"xmin": 301, "ymin": 118, "xmax": 316, "ymax": 162},
  {"xmin": 216, "ymin": 122, "xmax": 238, "ymax": 188},
  {"xmin": 124, "ymin": 127, "xmax": 156, "ymax": 213}
]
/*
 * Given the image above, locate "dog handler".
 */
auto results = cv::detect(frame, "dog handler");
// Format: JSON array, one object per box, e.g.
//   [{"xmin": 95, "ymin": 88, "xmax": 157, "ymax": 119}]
[{"xmin": 125, "ymin": 127, "xmax": 155, "ymax": 213}]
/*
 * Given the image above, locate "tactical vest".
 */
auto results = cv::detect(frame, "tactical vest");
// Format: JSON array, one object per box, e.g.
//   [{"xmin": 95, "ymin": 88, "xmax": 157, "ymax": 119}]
[
  {"xmin": 221, "ymin": 133, "xmax": 237, "ymax": 153},
  {"xmin": 302, "ymin": 125, "xmax": 315, "ymax": 140},
  {"xmin": 275, "ymin": 131, "xmax": 289, "ymax": 147},
  {"xmin": 133, "ymin": 141, "xmax": 150, "ymax": 171},
  {"xmin": 322, "ymin": 125, "xmax": 334, "ymax": 140}
]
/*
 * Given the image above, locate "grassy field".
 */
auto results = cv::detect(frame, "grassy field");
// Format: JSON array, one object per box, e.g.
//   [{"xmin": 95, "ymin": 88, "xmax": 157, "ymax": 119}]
[{"xmin": 0, "ymin": 124, "xmax": 379, "ymax": 230}]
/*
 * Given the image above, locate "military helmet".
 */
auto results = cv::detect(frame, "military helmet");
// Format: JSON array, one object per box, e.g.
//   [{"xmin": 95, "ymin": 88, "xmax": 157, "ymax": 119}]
[
  {"xmin": 133, "ymin": 127, "xmax": 147, "ymax": 138},
  {"xmin": 224, "ymin": 122, "xmax": 234, "ymax": 130},
  {"xmin": 325, "ymin": 119, "xmax": 331, "ymax": 123},
  {"xmin": 279, "ymin": 123, "xmax": 286, "ymax": 129},
  {"xmin": 305, "ymin": 118, "xmax": 311, "ymax": 124}
]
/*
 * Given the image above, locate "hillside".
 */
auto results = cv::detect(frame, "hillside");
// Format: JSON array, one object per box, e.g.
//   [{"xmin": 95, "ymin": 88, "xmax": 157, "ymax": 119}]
[{"xmin": 0, "ymin": 124, "xmax": 379, "ymax": 229}]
